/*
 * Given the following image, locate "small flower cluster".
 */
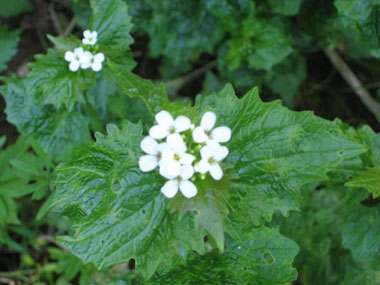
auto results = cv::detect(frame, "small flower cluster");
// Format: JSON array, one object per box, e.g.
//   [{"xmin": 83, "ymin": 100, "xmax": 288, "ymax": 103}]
[
  {"xmin": 64, "ymin": 30, "xmax": 105, "ymax": 72},
  {"xmin": 139, "ymin": 110, "xmax": 231, "ymax": 199}
]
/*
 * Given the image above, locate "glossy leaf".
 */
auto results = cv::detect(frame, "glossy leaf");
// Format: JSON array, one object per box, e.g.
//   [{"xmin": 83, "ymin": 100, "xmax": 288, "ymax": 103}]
[
  {"xmin": 149, "ymin": 227, "xmax": 299, "ymax": 285},
  {"xmin": 50, "ymin": 121, "xmax": 205, "ymax": 278},
  {"xmin": 346, "ymin": 166, "xmax": 380, "ymax": 198}
]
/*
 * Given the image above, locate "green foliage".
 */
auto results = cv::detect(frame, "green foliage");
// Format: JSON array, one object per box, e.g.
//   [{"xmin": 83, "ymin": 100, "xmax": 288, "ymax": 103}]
[
  {"xmin": 346, "ymin": 166, "xmax": 380, "ymax": 197},
  {"xmin": 0, "ymin": 25, "xmax": 20, "ymax": 72},
  {"xmin": 335, "ymin": 0, "xmax": 380, "ymax": 57},
  {"xmin": 149, "ymin": 227, "xmax": 299, "ymax": 284},
  {"xmin": 269, "ymin": 0, "xmax": 302, "ymax": 16},
  {"xmin": 49, "ymin": 122, "xmax": 205, "ymax": 278},
  {"xmin": 0, "ymin": 0, "xmax": 32, "ymax": 17},
  {"xmin": 0, "ymin": 77, "xmax": 91, "ymax": 162}
]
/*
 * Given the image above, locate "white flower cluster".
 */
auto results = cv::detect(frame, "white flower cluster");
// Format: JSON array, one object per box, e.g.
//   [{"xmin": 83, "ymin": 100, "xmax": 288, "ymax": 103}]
[
  {"xmin": 64, "ymin": 30, "xmax": 105, "ymax": 72},
  {"xmin": 139, "ymin": 110, "xmax": 231, "ymax": 199}
]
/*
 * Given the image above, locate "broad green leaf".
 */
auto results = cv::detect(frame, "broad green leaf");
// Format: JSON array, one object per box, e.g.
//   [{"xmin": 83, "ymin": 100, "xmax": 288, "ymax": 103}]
[
  {"xmin": 149, "ymin": 227, "xmax": 299, "ymax": 285},
  {"xmin": 50, "ymin": 121, "xmax": 205, "ymax": 278},
  {"xmin": 108, "ymin": 60, "xmax": 170, "ymax": 114},
  {"xmin": 269, "ymin": 0, "xmax": 302, "ymax": 16},
  {"xmin": 0, "ymin": 0, "xmax": 32, "ymax": 17},
  {"xmin": 339, "ymin": 189, "xmax": 380, "ymax": 270},
  {"xmin": 90, "ymin": 0, "xmax": 133, "ymax": 50},
  {"xmin": 334, "ymin": 0, "xmax": 380, "ymax": 57},
  {"xmin": 26, "ymin": 49, "xmax": 94, "ymax": 110},
  {"xmin": 194, "ymin": 84, "xmax": 366, "ymax": 236},
  {"xmin": 346, "ymin": 166, "xmax": 380, "ymax": 198},
  {"xmin": 0, "ymin": 76, "xmax": 91, "ymax": 162},
  {"xmin": 0, "ymin": 26, "xmax": 20, "ymax": 72}
]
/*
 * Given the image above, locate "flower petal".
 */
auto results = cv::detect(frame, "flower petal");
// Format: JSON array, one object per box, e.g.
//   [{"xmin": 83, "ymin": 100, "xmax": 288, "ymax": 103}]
[
  {"xmin": 69, "ymin": 61, "xmax": 80, "ymax": 72},
  {"xmin": 140, "ymin": 136, "xmax": 158, "ymax": 155},
  {"xmin": 83, "ymin": 30, "xmax": 92, "ymax": 39},
  {"xmin": 192, "ymin": 126, "xmax": 208, "ymax": 143},
  {"xmin": 174, "ymin": 116, "xmax": 191, "ymax": 132},
  {"xmin": 200, "ymin": 111, "xmax": 216, "ymax": 131},
  {"xmin": 167, "ymin": 133, "xmax": 186, "ymax": 153},
  {"xmin": 180, "ymin": 164, "xmax": 194, "ymax": 180},
  {"xmin": 161, "ymin": 180, "xmax": 179, "ymax": 199},
  {"xmin": 91, "ymin": 31, "xmax": 98, "ymax": 39},
  {"xmin": 64, "ymin": 51, "xmax": 75, "ymax": 62},
  {"xmin": 74, "ymin": 47, "xmax": 84, "ymax": 56},
  {"xmin": 209, "ymin": 163, "xmax": 223, "ymax": 180},
  {"xmin": 155, "ymin": 110, "xmax": 173, "ymax": 129},
  {"xmin": 214, "ymin": 145, "xmax": 229, "ymax": 161},
  {"xmin": 149, "ymin": 125, "xmax": 168, "ymax": 139},
  {"xmin": 179, "ymin": 180, "xmax": 197, "ymax": 198},
  {"xmin": 211, "ymin": 126, "xmax": 231, "ymax": 143},
  {"xmin": 159, "ymin": 160, "xmax": 180, "ymax": 179},
  {"xmin": 180, "ymin": 153, "xmax": 195, "ymax": 165},
  {"xmin": 91, "ymin": 61, "xmax": 103, "ymax": 72},
  {"xmin": 197, "ymin": 159, "xmax": 210, "ymax": 174},
  {"xmin": 200, "ymin": 145, "xmax": 213, "ymax": 159},
  {"xmin": 94, "ymin": 52, "xmax": 105, "ymax": 63},
  {"xmin": 138, "ymin": 155, "xmax": 158, "ymax": 172}
]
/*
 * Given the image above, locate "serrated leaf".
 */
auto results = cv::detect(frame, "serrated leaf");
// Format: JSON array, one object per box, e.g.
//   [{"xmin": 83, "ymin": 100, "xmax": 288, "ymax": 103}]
[
  {"xmin": 194, "ymin": 84, "xmax": 366, "ymax": 236},
  {"xmin": 149, "ymin": 227, "xmax": 299, "ymax": 284},
  {"xmin": 90, "ymin": 0, "xmax": 134, "ymax": 51},
  {"xmin": 0, "ymin": 76, "xmax": 91, "ymax": 162},
  {"xmin": 50, "ymin": 121, "xmax": 205, "ymax": 278},
  {"xmin": 26, "ymin": 49, "xmax": 94, "ymax": 110},
  {"xmin": 346, "ymin": 166, "xmax": 380, "ymax": 198},
  {"xmin": 0, "ymin": 26, "xmax": 20, "ymax": 72}
]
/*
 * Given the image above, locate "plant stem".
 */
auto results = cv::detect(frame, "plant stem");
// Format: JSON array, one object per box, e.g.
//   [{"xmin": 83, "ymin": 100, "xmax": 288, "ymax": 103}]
[
  {"xmin": 324, "ymin": 48, "xmax": 380, "ymax": 118},
  {"xmin": 82, "ymin": 91, "xmax": 104, "ymax": 133}
]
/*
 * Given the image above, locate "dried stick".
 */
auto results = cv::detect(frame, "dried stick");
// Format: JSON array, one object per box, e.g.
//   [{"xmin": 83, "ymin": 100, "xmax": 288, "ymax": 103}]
[{"xmin": 324, "ymin": 49, "xmax": 380, "ymax": 118}]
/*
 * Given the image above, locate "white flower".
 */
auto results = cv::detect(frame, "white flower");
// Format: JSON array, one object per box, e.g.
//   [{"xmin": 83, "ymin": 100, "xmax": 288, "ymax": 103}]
[
  {"xmin": 149, "ymin": 110, "xmax": 191, "ymax": 140},
  {"xmin": 161, "ymin": 165, "xmax": 197, "ymax": 198},
  {"xmin": 90, "ymin": 53, "xmax": 105, "ymax": 72},
  {"xmin": 197, "ymin": 141, "xmax": 229, "ymax": 180},
  {"xmin": 138, "ymin": 136, "xmax": 170, "ymax": 172},
  {"xmin": 192, "ymin": 111, "xmax": 231, "ymax": 144},
  {"xmin": 82, "ymin": 30, "xmax": 98, "ymax": 45},
  {"xmin": 64, "ymin": 47, "xmax": 85, "ymax": 72},
  {"xmin": 159, "ymin": 133, "xmax": 195, "ymax": 179}
]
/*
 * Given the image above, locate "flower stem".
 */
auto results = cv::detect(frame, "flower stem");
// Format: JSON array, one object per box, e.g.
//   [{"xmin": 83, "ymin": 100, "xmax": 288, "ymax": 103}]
[{"xmin": 82, "ymin": 91, "xmax": 104, "ymax": 133}]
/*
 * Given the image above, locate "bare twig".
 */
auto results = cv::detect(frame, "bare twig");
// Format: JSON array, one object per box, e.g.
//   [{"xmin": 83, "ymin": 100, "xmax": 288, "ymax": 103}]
[
  {"xmin": 324, "ymin": 49, "xmax": 380, "ymax": 118},
  {"xmin": 63, "ymin": 17, "xmax": 76, "ymax": 38},
  {"xmin": 48, "ymin": 3, "xmax": 63, "ymax": 35},
  {"xmin": 165, "ymin": 60, "xmax": 217, "ymax": 89},
  {"xmin": 0, "ymin": 277, "xmax": 15, "ymax": 285}
]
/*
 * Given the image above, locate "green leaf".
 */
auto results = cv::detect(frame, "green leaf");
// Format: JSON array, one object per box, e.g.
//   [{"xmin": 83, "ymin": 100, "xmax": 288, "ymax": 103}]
[
  {"xmin": 0, "ymin": 26, "xmax": 20, "ymax": 72},
  {"xmin": 194, "ymin": 84, "xmax": 366, "ymax": 236},
  {"xmin": 26, "ymin": 49, "xmax": 94, "ymax": 110},
  {"xmin": 108, "ymin": 60, "xmax": 170, "ymax": 114},
  {"xmin": 334, "ymin": 0, "xmax": 380, "ymax": 57},
  {"xmin": 90, "ymin": 0, "xmax": 134, "ymax": 52},
  {"xmin": 50, "ymin": 121, "xmax": 205, "ymax": 278},
  {"xmin": 149, "ymin": 227, "xmax": 299, "ymax": 284},
  {"xmin": 339, "ymin": 189, "xmax": 380, "ymax": 270},
  {"xmin": 0, "ymin": 76, "xmax": 91, "ymax": 162},
  {"xmin": 0, "ymin": 0, "xmax": 32, "ymax": 17},
  {"xmin": 225, "ymin": 17, "xmax": 293, "ymax": 71},
  {"xmin": 264, "ymin": 53, "xmax": 307, "ymax": 106},
  {"xmin": 269, "ymin": 0, "xmax": 302, "ymax": 16},
  {"xmin": 346, "ymin": 166, "xmax": 380, "ymax": 198}
]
